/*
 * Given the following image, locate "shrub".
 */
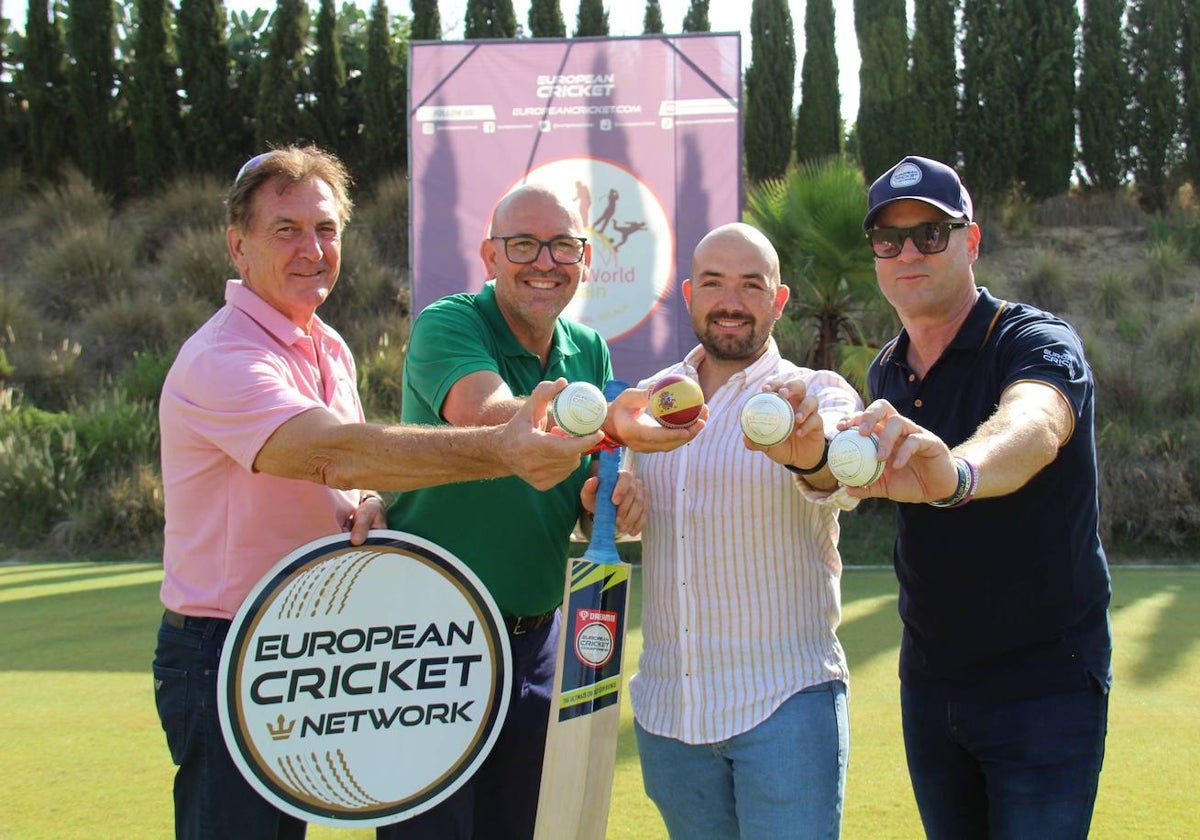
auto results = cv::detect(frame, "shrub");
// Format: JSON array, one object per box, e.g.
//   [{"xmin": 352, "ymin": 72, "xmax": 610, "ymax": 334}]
[
  {"xmin": 70, "ymin": 387, "xmax": 160, "ymax": 481},
  {"xmin": 1097, "ymin": 419, "xmax": 1200, "ymax": 547},
  {"xmin": 155, "ymin": 223, "xmax": 233, "ymax": 306},
  {"xmin": 1091, "ymin": 271, "xmax": 1135, "ymax": 319},
  {"xmin": 1139, "ymin": 239, "xmax": 1188, "ymax": 300},
  {"xmin": 1035, "ymin": 190, "xmax": 1146, "ymax": 227},
  {"xmin": 3, "ymin": 334, "xmax": 86, "ymax": 412},
  {"xmin": 78, "ymin": 288, "xmax": 207, "ymax": 375},
  {"xmin": 356, "ymin": 170, "xmax": 410, "ymax": 270},
  {"xmin": 1147, "ymin": 210, "xmax": 1200, "ymax": 262},
  {"xmin": 1152, "ymin": 302, "xmax": 1200, "ymax": 415},
  {"xmin": 1015, "ymin": 248, "xmax": 1070, "ymax": 313},
  {"xmin": 320, "ymin": 230, "xmax": 410, "ymax": 359},
  {"xmin": 20, "ymin": 221, "xmax": 135, "ymax": 321},
  {"xmin": 0, "ymin": 422, "xmax": 86, "ymax": 546},
  {"xmin": 997, "ymin": 187, "xmax": 1036, "ymax": 236},
  {"xmin": 1086, "ymin": 326, "xmax": 1162, "ymax": 425},
  {"xmin": 357, "ymin": 331, "xmax": 408, "ymax": 422},
  {"xmin": 131, "ymin": 174, "xmax": 229, "ymax": 261},
  {"xmin": 116, "ymin": 350, "xmax": 176, "ymax": 404},
  {"xmin": 26, "ymin": 167, "xmax": 113, "ymax": 235},
  {"xmin": 52, "ymin": 461, "xmax": 164, "ymax": 552}
]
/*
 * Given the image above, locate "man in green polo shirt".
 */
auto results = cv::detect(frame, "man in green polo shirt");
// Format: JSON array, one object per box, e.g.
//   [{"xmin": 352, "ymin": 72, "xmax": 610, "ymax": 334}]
[{"xmin": 380, "ymin": 184, "xmax": 699, "ymax": 840}]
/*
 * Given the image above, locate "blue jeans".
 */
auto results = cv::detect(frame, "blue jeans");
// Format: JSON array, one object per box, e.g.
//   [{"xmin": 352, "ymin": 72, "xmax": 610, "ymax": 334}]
[
  {"xmin": 635, "ymin": 680, "xmax": 849, "ymax": 840},
  {"xmin": 153, "ymin": 614, "xmax": 306, "ymax": 840},
  {"xmin": 901, "ymin": 681, "xmax": 1108, "ymax": 840},
  {"xmin": 376, "ymin": 610, "xmax": 559, "ymax": 840}
]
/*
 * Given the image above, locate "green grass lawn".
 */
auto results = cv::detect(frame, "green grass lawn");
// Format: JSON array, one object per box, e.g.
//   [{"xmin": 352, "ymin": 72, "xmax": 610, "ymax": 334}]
[{"xmin": 1, "ymin": 562, "xmax": 1196, "ymax": 839}]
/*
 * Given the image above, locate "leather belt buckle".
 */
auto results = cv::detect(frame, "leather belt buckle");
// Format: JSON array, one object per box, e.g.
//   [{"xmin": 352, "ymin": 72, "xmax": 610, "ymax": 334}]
[{"xmin": 505, "ymin": 609, "xmax": 555, "ymax": 635}]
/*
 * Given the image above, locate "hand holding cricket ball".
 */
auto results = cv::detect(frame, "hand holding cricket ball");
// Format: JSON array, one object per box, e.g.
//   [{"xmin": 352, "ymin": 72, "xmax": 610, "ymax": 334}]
[
  {"xmin": 835, "ymin": 398, "xmax": 969, "ymax": 501},
  {"xmin": 739, "ymin": 380, "xmax": 830, "ymax": 478}
]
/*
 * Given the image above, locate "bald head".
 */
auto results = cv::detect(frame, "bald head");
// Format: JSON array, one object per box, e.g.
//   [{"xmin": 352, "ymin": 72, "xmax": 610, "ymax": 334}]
[
  {"xmin": 691, "ymin": 223, "xmax": 781, "ymax": 288},
  {"xmin": 490, "ymin": 184, "xmax": 584, "ymax": 237}
]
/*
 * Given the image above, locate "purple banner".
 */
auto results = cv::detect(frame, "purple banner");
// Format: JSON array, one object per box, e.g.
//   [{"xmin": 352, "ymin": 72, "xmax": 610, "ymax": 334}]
[{"xmin": 408, "ymin": 34, "xmax": 742, "ymax": 383}]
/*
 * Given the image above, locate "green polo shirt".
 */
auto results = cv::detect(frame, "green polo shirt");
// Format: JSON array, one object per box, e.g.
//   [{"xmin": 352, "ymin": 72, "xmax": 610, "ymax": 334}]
[{"xmin": 386, "ymin": 282, "xmax": 612, "ymax": 616}]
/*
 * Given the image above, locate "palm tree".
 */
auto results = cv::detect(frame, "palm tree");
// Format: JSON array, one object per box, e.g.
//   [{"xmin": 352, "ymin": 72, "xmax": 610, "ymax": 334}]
[{"xmin": 744, "ymin": 156, "xmax": 892, "ymax": 393}]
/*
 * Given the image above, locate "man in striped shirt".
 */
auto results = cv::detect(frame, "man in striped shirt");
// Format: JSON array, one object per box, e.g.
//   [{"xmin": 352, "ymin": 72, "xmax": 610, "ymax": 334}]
[{"xmin": 629, "ymin": 223, "xmax": 862, "ymax": 839}]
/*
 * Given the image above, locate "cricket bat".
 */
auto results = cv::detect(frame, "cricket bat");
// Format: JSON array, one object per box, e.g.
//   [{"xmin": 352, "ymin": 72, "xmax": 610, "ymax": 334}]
[{"xmin": 533, "ymin": 380, "xmax": 632, "ymax": 840}]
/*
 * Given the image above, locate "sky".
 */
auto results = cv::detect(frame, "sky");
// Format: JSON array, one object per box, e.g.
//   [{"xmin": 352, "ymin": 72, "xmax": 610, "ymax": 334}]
[{"xmin": 5, "ymin": 0, "xmax": 864, "ymax": 123}]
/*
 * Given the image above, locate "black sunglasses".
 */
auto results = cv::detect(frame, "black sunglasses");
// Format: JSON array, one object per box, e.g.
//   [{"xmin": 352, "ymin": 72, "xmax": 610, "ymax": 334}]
[{"xmin": 866, "ymin": 221, "xmax": 970, "ymax": 259}]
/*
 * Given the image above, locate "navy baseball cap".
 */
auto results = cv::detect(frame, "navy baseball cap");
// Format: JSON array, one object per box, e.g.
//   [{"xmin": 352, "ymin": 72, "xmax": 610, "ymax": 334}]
[{"xmin": 863, "ymin": 155, "xmax": 974, "ymax": 230}]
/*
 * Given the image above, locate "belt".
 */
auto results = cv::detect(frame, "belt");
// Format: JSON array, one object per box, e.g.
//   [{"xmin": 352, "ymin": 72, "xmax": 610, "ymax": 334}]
[
  {"xmin": 162, "ymin": 609, "xmax": 226, "ymax": 629},
  {"xmin": 504, "ymin": 609, "xmax": 556, "ymax": 635}
]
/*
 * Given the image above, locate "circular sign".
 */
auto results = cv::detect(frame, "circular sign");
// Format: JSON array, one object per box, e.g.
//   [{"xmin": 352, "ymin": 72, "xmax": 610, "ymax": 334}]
[{"xmin": 217, "ymin": 530, "xmax": 512, "ymax": 828}]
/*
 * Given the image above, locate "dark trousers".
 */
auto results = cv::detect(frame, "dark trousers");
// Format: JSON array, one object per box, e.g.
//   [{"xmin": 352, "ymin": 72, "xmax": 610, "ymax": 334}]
[
  {"xmin": 376, "ymin": 610, "xmax": 560, "ymax": 840},
  {"xmin": 901, "ymin": 681, "xmax": 1108, "ymax": 840},
  {"xmin": 153, "ymin": 614, "xmax": 307, "ymax": 840}
]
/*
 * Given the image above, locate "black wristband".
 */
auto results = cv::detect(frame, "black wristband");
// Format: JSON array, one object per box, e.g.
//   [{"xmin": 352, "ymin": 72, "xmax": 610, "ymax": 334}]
[{"xmin": 786, "ymin": 438, "xmax": 830, "ymax": 476}]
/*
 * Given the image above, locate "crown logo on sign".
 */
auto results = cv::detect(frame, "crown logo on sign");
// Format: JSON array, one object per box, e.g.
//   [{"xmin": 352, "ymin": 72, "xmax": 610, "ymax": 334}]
[{"xmin": 267, "ymin": 714, "xmax": 295, "ymax": 740}]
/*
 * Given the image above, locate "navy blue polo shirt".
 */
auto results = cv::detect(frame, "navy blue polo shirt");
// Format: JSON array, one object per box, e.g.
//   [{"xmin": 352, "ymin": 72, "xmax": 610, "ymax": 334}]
[{"xmin": 869, "ymin": 288, "xmax": 1112, "ymax": 701}]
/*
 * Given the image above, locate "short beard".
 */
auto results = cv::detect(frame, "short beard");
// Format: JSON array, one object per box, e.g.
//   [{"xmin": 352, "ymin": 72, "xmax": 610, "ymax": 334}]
[{"xmin": 696, "ymin": 314, "xmax": 768, "ymax": 361}]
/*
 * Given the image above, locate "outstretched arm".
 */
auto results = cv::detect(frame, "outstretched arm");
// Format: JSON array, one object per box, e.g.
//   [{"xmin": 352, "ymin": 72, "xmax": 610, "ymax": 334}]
[{"xmin": 839, "ymin": 381, "xmax": 1072, "ymax": 503}]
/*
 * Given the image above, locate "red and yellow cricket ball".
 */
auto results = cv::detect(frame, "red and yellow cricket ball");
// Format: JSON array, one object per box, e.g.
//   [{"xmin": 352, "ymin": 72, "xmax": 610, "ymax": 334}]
[{"xmin": 647, "ymin": 373, "xmax": 704, "ymax": 428}]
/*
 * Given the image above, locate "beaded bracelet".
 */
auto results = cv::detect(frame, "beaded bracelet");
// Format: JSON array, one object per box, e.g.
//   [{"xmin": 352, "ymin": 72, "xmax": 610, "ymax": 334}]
[{"xmin": 928, "ymin": 456, "xmax": 978, "ymax": 508}]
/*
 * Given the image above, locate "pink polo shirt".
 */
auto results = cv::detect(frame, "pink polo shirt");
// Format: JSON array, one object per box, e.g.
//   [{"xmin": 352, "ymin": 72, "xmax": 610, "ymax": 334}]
[{"xmin": 158, "ymin": 280, "xmax": 364, "ymax": 618}]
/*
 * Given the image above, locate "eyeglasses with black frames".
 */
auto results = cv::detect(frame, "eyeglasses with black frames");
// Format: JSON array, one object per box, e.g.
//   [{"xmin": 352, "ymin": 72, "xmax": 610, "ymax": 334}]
[
  {"xmin": 866, "ymin": 221, "xmax": 970, "ymax": 259},
  {"xmin": 491, "ymin": 236, "xmax": 588, "ymax": 265}
]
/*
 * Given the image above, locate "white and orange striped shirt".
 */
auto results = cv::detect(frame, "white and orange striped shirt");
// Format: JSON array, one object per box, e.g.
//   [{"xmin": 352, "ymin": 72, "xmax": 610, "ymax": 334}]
[{"xmin": 628, "ymin": 340, "xmax": 862, "ymax": 744}]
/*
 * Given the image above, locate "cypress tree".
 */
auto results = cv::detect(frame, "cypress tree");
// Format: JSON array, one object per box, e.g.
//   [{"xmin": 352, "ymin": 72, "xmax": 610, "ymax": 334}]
[
  {"xmin": 529, "ymin": 0, "xmax": 565, "ymax": 37},
  {"xmin": 681, "ymin": 0, "xmax": 709, "ymax": 32},
  {"xmin": 363, "ymin": 0, "xmax": 399, "ymax": 178},
  {"xmin": 465, "ymin": 0, "xmax": 517, "ymax": 38},
  {"xmin": 0, "ymin": 18, "xmax": 15, "ymax": 172},
  {"xmin": 744, "ymin": 0, "xmax": 795, "ymax": 182},
  {"xmin": 574, "ymin": 0, "xmax": 608, "ymax": 36},
  {"xmin": 1181, "ymin": 0, "xmax": 1200, "ymax": 185},
  {"xmin": 644, "ymin": 0, "xmax": 663, "ymax": 34},
  {"xmin": 908, "ymin": 0, "xmax": 956, "ymax": 165},
  {"xmin": 1078, "ymin": 0, "xmax": 1127, "ymax": 190},
  {"xmin": 130, "ymin": 0, "xmax": 182, "ymax": 192},
  {"xmin": 311, "ymin": 0, "xmax": 346, "ymax": 152},
  {"xmin": 960, "ymin": 0, "xmax": 1024, "ymax": 200},
  {"xmin": 1019, "ymin": 0, "xmax": 1078, "ymax": 199},
  {"xmin": 65, "ymin": 0, "xmax": 117, "ymax": 191},
  {"xmin": 21, "ymin": 0, "xmax": 69, "ymax": 182},
  {"xmin": 411, "ymin": 0, "xmax": 442, "ymax": 39},
  {"xmin": 854, "ymin": 0, "xmax": 909, "ymax": 181},
  {"xmin": 1126, "ymin": 0, "xmax": 1181, "ymax": 212},
  {"xmin": 178, "ymin": 0, "xmax": 235, "ymax": 174},
  {"xmin": 256, "ymin": 0, "xmax": 308, "ymax": 148},
  {"xmin": 229, "ymin": 9, "xmax": 271, "ymax": 158},
  {"xmin": 794, "ymin": 0, "xmax": 840, "ymax": 164}
]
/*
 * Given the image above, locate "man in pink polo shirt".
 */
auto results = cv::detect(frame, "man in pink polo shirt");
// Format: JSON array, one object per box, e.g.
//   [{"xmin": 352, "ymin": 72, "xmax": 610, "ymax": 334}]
[{"xmin": 153, "ymin": 146, "xmax": 604, "ymax": 840}]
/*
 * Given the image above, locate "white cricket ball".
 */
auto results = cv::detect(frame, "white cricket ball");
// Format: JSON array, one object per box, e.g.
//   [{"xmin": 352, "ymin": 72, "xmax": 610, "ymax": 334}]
[
  {"xmin": 551, "ymin": 381, "xmax": 608, "ymax": 436},
  {"xmin": 828, "ymin": 429, "xmax": 885, "ymax": 487},
  {"xmin": 739, "ymin": 392, "xmax": 795, "ymax": 447}
]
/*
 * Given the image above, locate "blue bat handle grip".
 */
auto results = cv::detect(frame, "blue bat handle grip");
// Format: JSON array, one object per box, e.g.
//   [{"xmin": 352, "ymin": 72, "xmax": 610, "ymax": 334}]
[{"xmin": 585, "ymin": 380, "xmax": 627, "ymax": 565}]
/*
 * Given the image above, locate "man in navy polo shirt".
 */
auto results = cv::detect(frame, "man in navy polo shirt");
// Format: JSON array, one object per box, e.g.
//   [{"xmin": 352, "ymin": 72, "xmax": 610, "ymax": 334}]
[{"xmin": 841, "ymin": 155, "xmax": 1111, "ymax": 839}]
